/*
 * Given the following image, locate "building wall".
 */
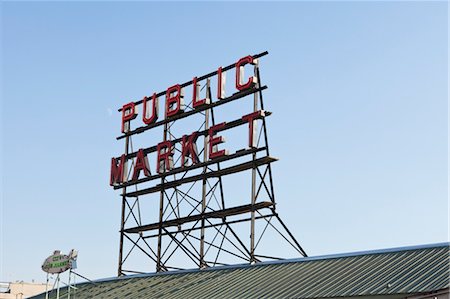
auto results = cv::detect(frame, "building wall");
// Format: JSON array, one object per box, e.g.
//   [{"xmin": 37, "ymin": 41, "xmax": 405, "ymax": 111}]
[{"xmin": 0, "ymin": 282, "xmax": 50, "ymax": 299}]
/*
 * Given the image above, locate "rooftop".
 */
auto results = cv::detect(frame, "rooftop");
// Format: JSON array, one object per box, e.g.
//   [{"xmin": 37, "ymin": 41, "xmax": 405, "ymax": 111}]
[{"xmin": 32, "ymin": 242, "xmax": 450, "ymax": 299}]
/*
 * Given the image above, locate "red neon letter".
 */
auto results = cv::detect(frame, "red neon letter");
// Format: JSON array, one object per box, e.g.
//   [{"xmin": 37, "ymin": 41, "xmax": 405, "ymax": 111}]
[
  {"xmin": 143, "ymin": 93, "xmax": 159, "ymax": 125},
  {"xmin": 110, "ymin": 154, "xmax": 127, "ymax": 186},
  {"xmin": 209, "ymin": 122, "xmax": 228, "ymax": 160},
  {"xmin": 242, "ymin": 110, "xmax": 265, "ymax": 148},
  {"xmin": 165, "ymin": 84, "xmax": 184, "ymax": 118},
  {"xmin": 217, "ymin": 66, "xmax": 226, "ymax": 99},
  {"xmin": 181, "ymin": 132, "xmax": 199, "ymax": 167},
  {"xmin": 192, "ymin": 77, "xmax": 210, "ymax": 109},
  {"xmin": 121, "ymin": 102, "xmax": 137, "ymax": 133},
  {"xmin": 132, "ymin": 149, "xmax": 151, "ymax": 180},
  {"xmin": 235, "ymin": 56, "xmax": 257, "ymax": 91},
  {"xmin": 157, "ymin": 141, "xmax": 174, "ymax": 174}
]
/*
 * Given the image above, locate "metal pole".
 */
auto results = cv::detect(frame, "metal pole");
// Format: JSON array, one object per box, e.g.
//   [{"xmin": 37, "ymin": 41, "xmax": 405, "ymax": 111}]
[
  {"xmin": 200, "ymin": 79, "xmax": 210, "ymax": 268},
  {"xmin": 275, "ymin": 214, "xmax": 308, "ymax": 257},
  {"xmin": 67, "ymin": 269, "xmax": 71, "ymax": 299},
  {"xmin": 73, "ymin": 273, "xmax": 76, "ymax": 298},
  {"xmin": 208, "ymin": 87, "xmax": 227, "ymax": 212},
  {"xmin": 255, "ymin": 66, "xmax": 276, "ymax": 204},
  {"xmin": 250, "ymin": 61, "xmax": 259, "ymax": 263},
  {"xmin": 118, "ymin": 136, "xmax": 130, "ymax": 276},
  {"xmin": 45, "ymin": 273, "xmax": 49, "ymax": 299},
  {"xmin": 157, "ymin": 123, "xmax": 168, "ymax": 272},
  {"xmin": 56, "ymin": 274, "xmax": 60, "ymax": 299}
]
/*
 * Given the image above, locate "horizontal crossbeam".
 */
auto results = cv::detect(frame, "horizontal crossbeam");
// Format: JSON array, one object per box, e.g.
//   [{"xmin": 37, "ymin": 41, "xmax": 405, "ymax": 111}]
[
  {"xmin": 124, "ymin": 201, "xmax": 274, "ymax": 233},
  {"xmin": 124, "ymin": 156, "xmax": 278, "ymax": 197},
  {"xmin": 142, "ymin": 214, "xmax": 274, "ymax": 239}
]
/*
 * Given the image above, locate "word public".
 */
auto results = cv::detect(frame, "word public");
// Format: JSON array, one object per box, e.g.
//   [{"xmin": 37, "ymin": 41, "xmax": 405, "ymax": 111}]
[{"xmin": 110, "ymin": 55, "xmax": 264, "ymax": 186}]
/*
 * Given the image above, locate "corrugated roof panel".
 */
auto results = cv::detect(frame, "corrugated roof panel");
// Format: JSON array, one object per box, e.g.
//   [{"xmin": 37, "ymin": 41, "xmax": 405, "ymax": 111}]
[
  {"xmin": 380, "ymin": 248, "xmax": 448, "ymax": 294},
  {"xmin": 31, "ymin": 243, "xmax": 449, "ymax": 299}
]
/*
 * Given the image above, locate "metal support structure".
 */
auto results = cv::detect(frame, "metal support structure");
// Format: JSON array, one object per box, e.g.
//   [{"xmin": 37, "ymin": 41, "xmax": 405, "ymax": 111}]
[
  {"xmin": 67, "ymin": 270, "xmax": 71, "ymax": 299},
  {"xmin": 156, "ymin": 121, "xmax": 169, "ymax": 272},
  {"xmin": 115, "ymin": 52, "xmax": 307, "ymax": 275},
  {"xmin": 45, "ymin": 273, "xmax": 49, "ymax": 299},
  {"xmin": 55, "ymin": 274, "xmax": 60, "ymax": 299},
  {"xmin": 200, "ymin": 79, "xmax": 211, "ymax": 268},
  {"xmin": 118, "ymin": 136, "xmax": 130, "ymax": 276},
  {"xmin": 250, "ymin": 60, "xmax": 259, "ymax": 263}
]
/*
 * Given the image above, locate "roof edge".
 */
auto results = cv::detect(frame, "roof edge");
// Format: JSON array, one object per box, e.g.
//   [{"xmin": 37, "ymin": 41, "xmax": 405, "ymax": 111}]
[{"xmin": 276, "ymin": 242, "xmax": 450, "ymax": 264}]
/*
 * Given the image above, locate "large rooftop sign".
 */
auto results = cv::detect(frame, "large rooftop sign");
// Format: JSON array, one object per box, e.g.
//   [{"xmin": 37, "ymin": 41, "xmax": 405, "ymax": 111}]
[
  {"xmin": 111, "ymin": 54, "xmax": 266, "ymax": 187},
  {"xmin": 110, "ymin": 51, "xmax": 307, "ymax": 275}
]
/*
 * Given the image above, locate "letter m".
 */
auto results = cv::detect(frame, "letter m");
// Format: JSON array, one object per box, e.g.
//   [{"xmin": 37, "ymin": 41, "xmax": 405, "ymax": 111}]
[{"xmin": 110, "ymin": 154, "xmax": 127, "ymax": 186}]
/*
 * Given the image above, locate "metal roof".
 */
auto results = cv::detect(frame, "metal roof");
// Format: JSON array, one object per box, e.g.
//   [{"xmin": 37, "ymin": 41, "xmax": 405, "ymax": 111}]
[{"xmin": 32, "ymin": 243, "xmax": 450, "ymax": 299}]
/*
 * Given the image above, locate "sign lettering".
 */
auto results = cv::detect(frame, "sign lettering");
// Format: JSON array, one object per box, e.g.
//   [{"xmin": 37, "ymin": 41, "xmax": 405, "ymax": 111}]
[{"xmin": 111, "ymin": 55, "xmax": 265, "ymax": 187}]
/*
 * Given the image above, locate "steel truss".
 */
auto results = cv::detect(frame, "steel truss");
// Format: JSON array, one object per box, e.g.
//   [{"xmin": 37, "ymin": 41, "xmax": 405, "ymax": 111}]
[{"xmin": 115, "ymin": 52, "xmax": 307, "ymax": 276}]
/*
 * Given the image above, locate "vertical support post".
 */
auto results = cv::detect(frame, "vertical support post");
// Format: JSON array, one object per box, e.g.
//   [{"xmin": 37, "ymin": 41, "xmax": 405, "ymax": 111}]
[
  {"xmin": 56, "ymin": 274, "xmax": 60, "ymax": 299},
  {"xmin": 67, "ymin": 269, "xmax": 71, "ymax": 299},
  {"xmin": 118, "ymin": 136, "xmax": 130, "ymax": 276},
  {"xmin": 208, "ymin": 86, "xmax": 225, "ymax": 211},
  {"xmin": 255, "ymin": 66, "xmax": 276, "ymax": 204},
  {"xmin": 250, "ymin": 61, "xmax": 259, "ymax": 263},
  {"xmin": 157, "ymin": 123, "xmax": 168, "ymax": 272},
  {"xmin": 45, "ymin": 273, "xmax": 49, "ymax": 299},
  {"xmin": 73, "ymin": 274, "xmax": 76, "ymax": 298},
  {"xmin": 200, "ymin": 79, "xmax": 211, "ymax": 268}
]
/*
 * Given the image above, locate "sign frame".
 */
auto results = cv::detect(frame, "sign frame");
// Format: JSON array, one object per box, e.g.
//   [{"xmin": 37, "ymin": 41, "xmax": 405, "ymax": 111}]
[{"xmin": 111, "ymin": 51, "xmax": 307, "ymax": 275}]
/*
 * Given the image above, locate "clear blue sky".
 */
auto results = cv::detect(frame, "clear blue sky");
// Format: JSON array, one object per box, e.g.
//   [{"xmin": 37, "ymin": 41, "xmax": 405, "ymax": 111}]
[{"xmin": 1, "ymin": 1, "xmax": 448, "ymax": 283}]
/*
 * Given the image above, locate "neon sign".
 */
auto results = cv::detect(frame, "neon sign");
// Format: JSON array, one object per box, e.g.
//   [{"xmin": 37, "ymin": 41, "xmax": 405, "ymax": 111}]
[
  {"xmin": 110, "ymin": 51, "xmax": 307, "ymax": 275},
  {"xmin": 110, "ymin": 55, "xmax": 267, "ymax": 188}
]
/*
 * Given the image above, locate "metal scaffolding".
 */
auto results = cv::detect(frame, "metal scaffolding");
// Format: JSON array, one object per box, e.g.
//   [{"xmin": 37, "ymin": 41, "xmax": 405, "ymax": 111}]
[{"xmin": 112, "ymin": 51, "xmax": 307, "ymax": 275}]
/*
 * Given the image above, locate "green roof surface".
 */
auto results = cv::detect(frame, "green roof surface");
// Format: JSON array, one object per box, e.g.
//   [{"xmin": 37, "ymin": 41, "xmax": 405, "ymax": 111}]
[{"xmin": 32, "ymin": 243, "xmax": 449, "ymax": 299}]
